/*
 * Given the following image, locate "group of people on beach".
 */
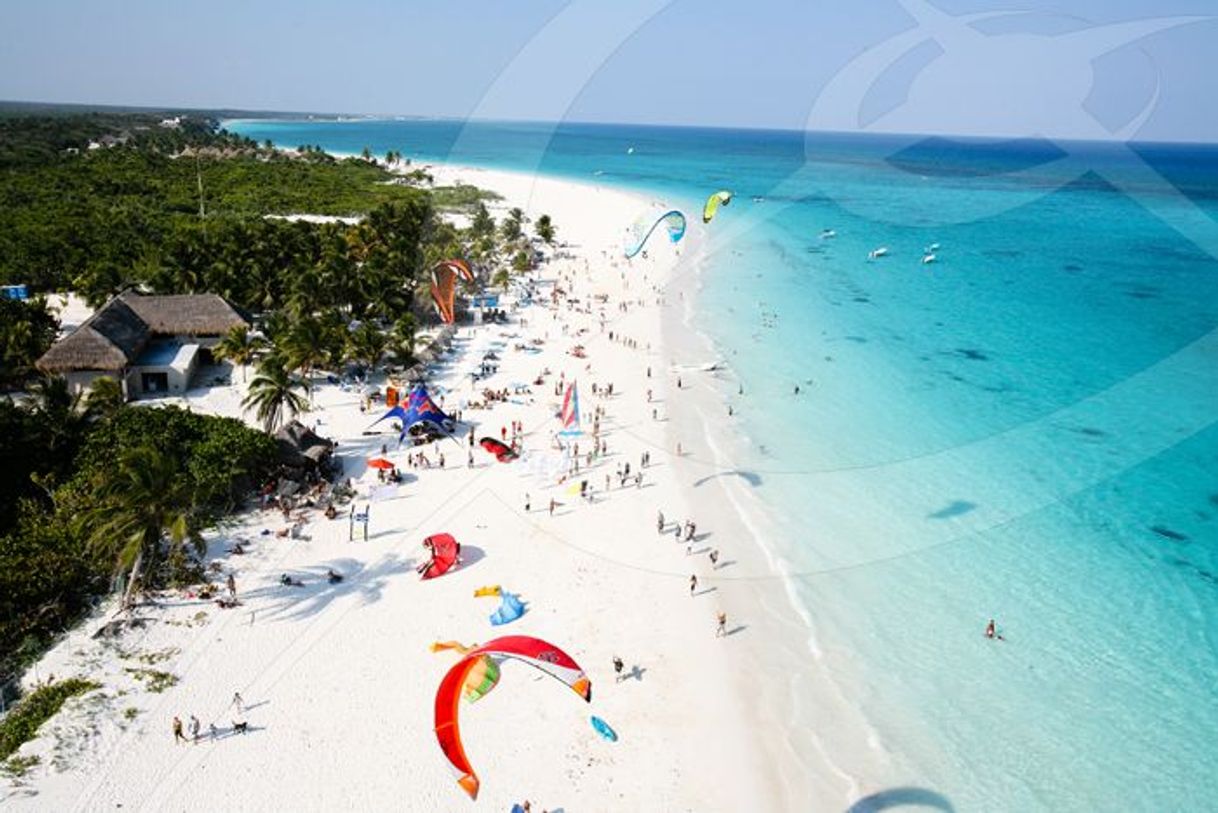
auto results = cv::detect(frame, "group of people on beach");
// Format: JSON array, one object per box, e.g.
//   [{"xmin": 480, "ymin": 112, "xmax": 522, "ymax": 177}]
[{"xmin": 171, "ymin": 692, "xmax": 248, "ymax": 745}]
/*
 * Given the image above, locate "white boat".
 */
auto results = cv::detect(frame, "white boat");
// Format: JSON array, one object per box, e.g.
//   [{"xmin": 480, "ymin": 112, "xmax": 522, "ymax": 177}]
[
  {"xmin": 925, "ymin": 242, "xmax": 941, "ymax": 252},
  {"xmin": 626, "ymin": 146, "xmax": 635, "ymax": 154},
  {"xmin": 922, "ymin": 253, "xmax": 938, "ymax": 265},
  {"xmin": 820, "ymin": 229, "xmax": 836, "ymax": 239},
  {"xmin": 868, "ymin": 247, "xmax": 889, "ymax": 260}
]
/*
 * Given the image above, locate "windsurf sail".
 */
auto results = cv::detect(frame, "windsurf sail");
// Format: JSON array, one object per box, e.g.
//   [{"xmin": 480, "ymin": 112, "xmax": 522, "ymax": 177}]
[{"xmin": 559, "ymin": 381, "xmax": 581, "ymax": 435}]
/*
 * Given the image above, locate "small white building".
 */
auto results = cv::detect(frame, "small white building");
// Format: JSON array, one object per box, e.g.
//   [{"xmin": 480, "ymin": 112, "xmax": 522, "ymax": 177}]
[{"xmin": 37, "ymin": 292, "xmax": 248, "ymax": 399}]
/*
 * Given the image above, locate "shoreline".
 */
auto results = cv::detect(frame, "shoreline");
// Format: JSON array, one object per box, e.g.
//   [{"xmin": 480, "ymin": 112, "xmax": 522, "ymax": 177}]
[{"xmin": 5, "ymin": 159, "xmax": 816, "ymax": 810}]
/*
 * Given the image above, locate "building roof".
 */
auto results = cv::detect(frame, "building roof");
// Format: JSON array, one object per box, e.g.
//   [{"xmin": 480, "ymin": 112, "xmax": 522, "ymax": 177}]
[
  {"xmin": 37, "ymin": 292, "xmax": 247, "ymax": 373},
  {"xmin": 119, "ymin": 293, "xmax": 247, "ymax": 336}
]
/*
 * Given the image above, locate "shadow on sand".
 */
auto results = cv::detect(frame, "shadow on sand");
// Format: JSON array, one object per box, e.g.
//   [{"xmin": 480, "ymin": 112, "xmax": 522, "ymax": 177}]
[{"xmin": 246, "ymin": 554, "xmax": 415, "ymax": 623}]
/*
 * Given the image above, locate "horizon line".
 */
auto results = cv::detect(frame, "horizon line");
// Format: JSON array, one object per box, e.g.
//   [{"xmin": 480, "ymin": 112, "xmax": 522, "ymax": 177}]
[{"xmin": 3, "ymin": 97, "xmax": 1217, "ymax": 149}]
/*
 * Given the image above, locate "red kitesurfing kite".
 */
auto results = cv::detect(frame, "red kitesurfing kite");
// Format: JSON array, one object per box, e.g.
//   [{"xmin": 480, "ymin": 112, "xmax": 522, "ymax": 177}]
[
  {"xmin": 419, "ymin": 533, "xmax": 461, "ymax": 579},
  {"xmin": 434, "ymin": 635, "xmax": 591, "ymax": 799},
  {"xmin": 479, "ymin": 437, "xmax": 517, "ymax": 462},
  {"xmin": 430, "ymin": 260, "xmax": 475, "ymax": 325}
]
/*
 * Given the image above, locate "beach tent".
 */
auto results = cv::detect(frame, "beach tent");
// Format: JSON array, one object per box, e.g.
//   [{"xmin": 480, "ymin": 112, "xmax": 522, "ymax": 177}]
[
  {"xmin": 489, "ymin": 592, "xmax": 525, "ymax": 626},
  {"xmin": 419, "ymin": 533, "xmax": 461, "ymax": 580},
  {"xmin": 371, "ymin": 384, "xmax": 455, "ymax": 438}
]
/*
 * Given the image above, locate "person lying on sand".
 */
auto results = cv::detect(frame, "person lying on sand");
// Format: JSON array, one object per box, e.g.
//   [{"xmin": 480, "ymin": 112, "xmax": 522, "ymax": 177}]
[
  {"xmin": 279, "ymin": 574, "xmax": 305, "ymax": 587},
  {"xmin": 327, "ymin": 569, "xmax": 343, "ymax": 584}
]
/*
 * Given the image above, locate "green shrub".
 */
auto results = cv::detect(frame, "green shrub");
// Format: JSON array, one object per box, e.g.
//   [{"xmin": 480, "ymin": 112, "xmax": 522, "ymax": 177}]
[{"xmin": 0, "ymin": 678, "xmax": 99, "ymax": 761}]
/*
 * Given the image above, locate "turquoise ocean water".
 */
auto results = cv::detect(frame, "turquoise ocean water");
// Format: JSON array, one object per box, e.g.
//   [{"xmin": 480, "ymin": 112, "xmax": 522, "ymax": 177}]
[{"xmin": 229, "ymin": 118, "xmax": 1218, "ymax": 810}]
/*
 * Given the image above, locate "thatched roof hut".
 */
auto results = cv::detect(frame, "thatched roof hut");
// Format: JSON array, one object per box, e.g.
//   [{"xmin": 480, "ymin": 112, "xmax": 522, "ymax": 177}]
[
  {"xmin": 37, "ymin": 292, "xmax": 248, "ymax": 374},
  {"xmin": 274, "ymin": 420, "xmax": 335, "ymax": 475}
]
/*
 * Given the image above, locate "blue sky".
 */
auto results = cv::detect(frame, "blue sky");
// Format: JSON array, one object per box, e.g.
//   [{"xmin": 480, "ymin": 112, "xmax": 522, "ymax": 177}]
[{"xmin": 2, "ymin": 0, "xmax": 1215, "ymax": 142}]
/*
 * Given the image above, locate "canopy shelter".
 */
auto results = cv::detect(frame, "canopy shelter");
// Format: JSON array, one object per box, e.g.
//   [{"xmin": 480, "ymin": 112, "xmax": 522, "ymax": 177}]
[
  {"xmin": 274, "ymin": 420, "xmax": 335, "ymax": 479},
  {"xmin": 370, "ymin": 383, "xmax": 456, "ymax": 440}
]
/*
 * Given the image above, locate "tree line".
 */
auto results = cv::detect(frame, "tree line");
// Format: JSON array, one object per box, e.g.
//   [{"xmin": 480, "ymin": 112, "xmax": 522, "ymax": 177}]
[{"xmin": 0, "ymin": 111, "xmax": 560, "ymax": 683}]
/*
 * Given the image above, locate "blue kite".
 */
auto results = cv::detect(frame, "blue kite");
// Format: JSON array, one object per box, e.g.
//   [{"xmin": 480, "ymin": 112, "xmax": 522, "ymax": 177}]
[{"xmin": 489, "ymin": 592, "xmax": 525, "ymax": 626}]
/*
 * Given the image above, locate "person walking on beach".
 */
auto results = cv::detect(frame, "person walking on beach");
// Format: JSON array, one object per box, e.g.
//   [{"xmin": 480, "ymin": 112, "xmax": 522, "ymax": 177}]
[
  {"xmin": 173, "ymin": 716, "xmax": 187, "ymax": 744},
  {"xmin": 689, "ymin": 574, "xmax": 698, "ymax": 596},
  {"xmin": 716, "ymin": 612, "xmax": 728, "ymax": 638},
  {"xmin": 709, "ymin": 549, "xmax": 720, "ymax": 568},
  {"xmin": 189, "ymin": 714, "xmax": 201, "ymax": 743},
  {"xmin": 613, "ymin": 656, "xmax": 624, "ymax": 682},
  {"xmin": 657, "ymin": 510, "xmax": 665, "ymax": 533},
  {"xmin": 549, "ymin": 498, "xmax": 557, "ymax": 516},
  {"xmin": 525, "ymin": 493, "xmax": 531, "ymax": 513},
  {"xmin": 231, "ymin": 692, "xmax": 244, "ymax": 715},
  {"xmin": 226, "ymin": 572, "xmax": 236, "ymax": 600}
]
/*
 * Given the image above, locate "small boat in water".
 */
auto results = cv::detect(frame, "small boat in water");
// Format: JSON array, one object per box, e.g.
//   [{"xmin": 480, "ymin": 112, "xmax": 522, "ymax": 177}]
[
  {"xmin": 925, "ymin": 242, "xmax": 941, "ymax": 253},
  {"xmin": 868, "ymin": 247, "xmax": 889, "ymax": 260},
  {"xmin": 922, "ymin": 253, "xmax": 938, "ymax": 265},
  {"xmin": 820, "ymin": 229, "xmax": 836, "ymax": 239}
]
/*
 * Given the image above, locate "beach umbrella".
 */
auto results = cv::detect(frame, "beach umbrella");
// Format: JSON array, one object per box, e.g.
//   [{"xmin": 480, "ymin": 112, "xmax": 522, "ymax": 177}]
[{"xmin": 367, "ymin": 457, "xmax": 395, "ymax": 470}]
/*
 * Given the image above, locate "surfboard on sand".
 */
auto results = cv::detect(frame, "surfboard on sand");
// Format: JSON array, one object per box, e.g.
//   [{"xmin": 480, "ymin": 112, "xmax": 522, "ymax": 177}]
[{"xmin": 591, "ymin": 715, "xmax": 617, "ymax": 742}]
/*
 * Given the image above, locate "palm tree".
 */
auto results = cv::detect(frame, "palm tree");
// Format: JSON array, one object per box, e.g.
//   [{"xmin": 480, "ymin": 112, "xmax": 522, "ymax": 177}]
[
  {"xmin": 29, "ymin": 374, "xmax": 87, "ymax": 458},
  {"xmin": 534, "ymin": 214, "xmax": 556, "ymax": 245},
  {"xmin": 212, "ymin": 325, "xmax": 267, "ymax": 383},
  {"xmin": 500, "ymin": 208, "xmax": 525, "ymax": 243},
  {"xmin": 345, "ymin": 322, "xmax": 389, "ymax": 371},
  {"xmin": 282, "ymin": 317, "xmax": 333, "ymax": 384},
  {"xmin": 470, "ymin": 203, "xmax": 496, "ymax": 240},
  {"xmin": 390, "ymin": 314, "xmax": 418, "ymax": 366},
  {"xmin": 85, "ymin": 376, "xmax": 126, "ymax": 418},
  {"xmin": 242, "ymin": 359, "xmax": 310, "ymax": 432},
  {"xmin": 361, "ymin": 146, "xmax": 373, "ymax": 161},
  {"xmin": 79, "ymin": 445, "xmax": 201, "ymax": 611}
]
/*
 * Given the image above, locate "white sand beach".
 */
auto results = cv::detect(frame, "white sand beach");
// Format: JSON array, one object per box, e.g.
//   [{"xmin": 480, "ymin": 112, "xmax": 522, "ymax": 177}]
[{"xmin": 3, "ymin": 164, "xmax": 847, "ymax": 812}]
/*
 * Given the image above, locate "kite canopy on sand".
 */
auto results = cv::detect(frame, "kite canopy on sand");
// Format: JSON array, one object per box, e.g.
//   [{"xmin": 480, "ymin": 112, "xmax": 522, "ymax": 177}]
[
  {"xmin": 702, "ymin": 190, "xmax": 733, "ymax": 223},
  {"xmin": 623, "ymin": 209, "xmax": 686, "ymax": 259},
  {"xmin": 479, "ymin": 437, "xmax": 517, "ymax": 462},
  {"xmin": 434, "ymin": 635, "xmax": 592, "ymax": 799},
  {"xmin": 489, "ymin": 592, "xmax": 525, "ymax": 626},
  {"xmin": 367, "ymin": 457, "xmax": 394, "ymax": 470},
  {"xmin": 419, "ymin": 533, "xmax": 461, "ymax": 579}
]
